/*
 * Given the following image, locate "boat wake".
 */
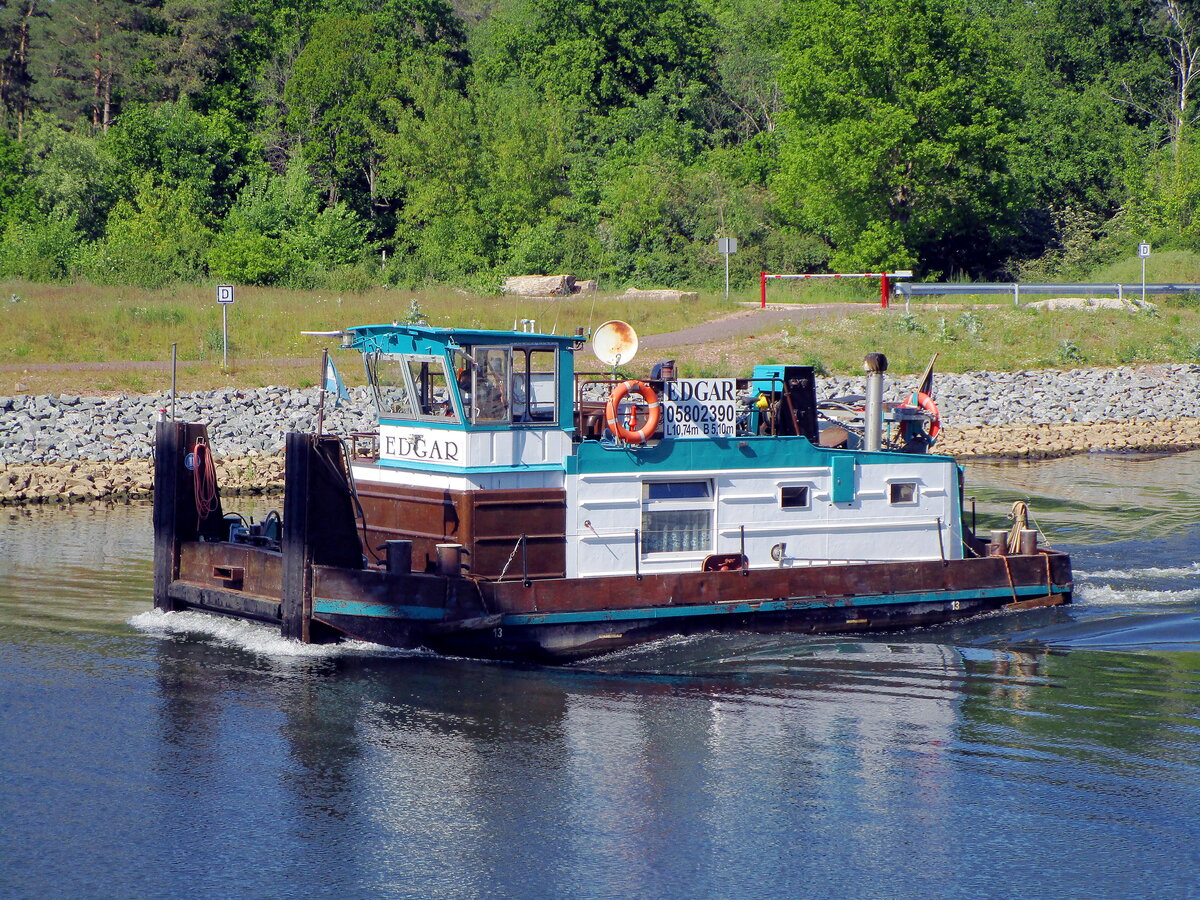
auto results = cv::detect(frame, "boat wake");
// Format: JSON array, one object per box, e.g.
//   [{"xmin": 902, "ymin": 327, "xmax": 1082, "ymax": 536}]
[
  {"xmin": 128, "ymin": 609, "xmax": 421, "ymax": 660},
  {"xmin": 1078, "ymin": 562, "xmax": 1200, "ymax": 580},
  {"xmin": 1075, "ymin": 582, "xmax": 1200, "ymax": 606}
]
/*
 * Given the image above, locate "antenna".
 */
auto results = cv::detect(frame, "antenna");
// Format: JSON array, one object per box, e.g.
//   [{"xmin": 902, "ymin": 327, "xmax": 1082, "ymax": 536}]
[{"xmin": 593, "ymin": 320, "xmax": 638, "ymax": 375}]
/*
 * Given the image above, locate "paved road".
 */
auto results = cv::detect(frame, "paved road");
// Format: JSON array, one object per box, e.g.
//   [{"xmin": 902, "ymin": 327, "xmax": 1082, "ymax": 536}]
[{"xmin": 640, "ymin": 303, "xmax": 872, "ymax": 349}]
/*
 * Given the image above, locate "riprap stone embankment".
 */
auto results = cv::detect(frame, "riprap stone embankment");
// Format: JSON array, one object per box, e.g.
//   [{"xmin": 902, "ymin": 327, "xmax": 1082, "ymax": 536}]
[{"xmin": 3, "ymin": 364, "xmax": 1200, "ymax": 504}]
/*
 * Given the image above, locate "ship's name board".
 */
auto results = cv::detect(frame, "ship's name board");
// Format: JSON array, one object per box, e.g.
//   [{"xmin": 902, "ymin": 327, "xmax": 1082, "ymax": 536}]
[
  {"xmin": 660, "ymin": 379, "xmax": 737, "ymax": 439},
  {"xmin": 379, "ymin": 424, "xmax": 463, "ymax": 465}
]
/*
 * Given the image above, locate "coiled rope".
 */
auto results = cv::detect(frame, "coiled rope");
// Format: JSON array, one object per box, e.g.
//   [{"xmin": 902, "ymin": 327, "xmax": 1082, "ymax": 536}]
[
  {"xmin": 192, "ymin": 440, "xmax": 219, "ymax": 529},
  {"xmin": 1007, "ymin": 499, "xmax": 1052, "ymax": 553}
]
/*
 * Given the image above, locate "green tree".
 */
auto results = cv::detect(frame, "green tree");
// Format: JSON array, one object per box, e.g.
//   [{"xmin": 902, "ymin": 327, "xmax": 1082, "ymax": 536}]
[
  {"xmin": 477, "ymin": 0, "xmax": 715, "ymax": 111},
  {"xmin": 0, "ymin": 0, "xmax": 43, "ymax": 136},
  {"xmin": 377, "ymin": 57, "xmax": 491, "ymax": 280},
  {"xmin": 0, "ymin": 214, "xmax": 83, "ymax": 280},
  {"xmin": 136, "ymin": 0, "xmax": 247, "ymax": 105},
  {"xmin": 83, "ymin": 175, "xmax": 213, "ymax": 286},
  {"xmin": 22, "ymin": 112, "xmax": 119, "ymax": 238},
  {"xmin": 0, "ymin": 130, "xmax": 33, "ymax": 222},
  {"xmin": 984, "ymin": 0, "xmax": 1160, "ymax": 269},
  {"xmin": 207, "ymin": 158, "xmax": 367, "ymax": 285},
  {"xmin": 30, "ymin": 0, "xmax": 146, "ymax": 129},
  {"xmin": 285, "ymin": 3, "xmax": 466, "ymax": 223},
  {"xmin": 103, "ymin": 100, "xmax": 260, "ymax": 224},
  {"xmin": 774, "ymin": 0, "xmax": 1024, "ymax": 276}
]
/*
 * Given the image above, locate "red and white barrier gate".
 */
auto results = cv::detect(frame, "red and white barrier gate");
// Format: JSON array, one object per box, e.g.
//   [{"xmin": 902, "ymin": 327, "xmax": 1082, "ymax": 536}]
[{"xmin": 760, "ymin": 271, "xmax": 908, "ymax": 309}]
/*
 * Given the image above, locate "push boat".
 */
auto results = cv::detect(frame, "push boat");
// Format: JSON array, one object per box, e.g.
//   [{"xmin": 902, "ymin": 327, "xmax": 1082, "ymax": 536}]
[{"xmin": 151, "ymin": 321, "xmax": 1072, "ymax": 662}]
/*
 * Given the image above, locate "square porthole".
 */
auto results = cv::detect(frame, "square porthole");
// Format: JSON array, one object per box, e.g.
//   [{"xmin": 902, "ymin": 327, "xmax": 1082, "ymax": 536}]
[
  {"xmin": 780, "ymin": 486, "xmax": 810, "ymax": 509},
  {"xmin": 889, "ymin": 482, "xmax": 918, "ymax": 504}
]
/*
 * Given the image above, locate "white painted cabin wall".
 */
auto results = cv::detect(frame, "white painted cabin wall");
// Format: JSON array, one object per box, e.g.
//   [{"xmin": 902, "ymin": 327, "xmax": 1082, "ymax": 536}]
[{"xmin": 566, "ymin": 458, "xmax": 962, "ymax": 579}]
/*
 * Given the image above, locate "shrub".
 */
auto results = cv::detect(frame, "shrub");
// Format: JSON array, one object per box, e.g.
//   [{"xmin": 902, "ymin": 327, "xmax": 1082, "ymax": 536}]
[
  {"xmin": 1056, "ymin": 339, "xmax": 1083, "ymax": 364},
  {"xmin": 83, "ymin": 177, "xmax": 212, "ymax": 287},
  {"xmin": 0, "ymin": 216, "xmax": 84, "ymax": 281}
]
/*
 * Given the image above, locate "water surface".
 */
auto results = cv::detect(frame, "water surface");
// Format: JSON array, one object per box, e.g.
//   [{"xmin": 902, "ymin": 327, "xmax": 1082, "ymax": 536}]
[{"xmin": 2, "ymin": 453, "xmax": 1199, "ymax": 899}]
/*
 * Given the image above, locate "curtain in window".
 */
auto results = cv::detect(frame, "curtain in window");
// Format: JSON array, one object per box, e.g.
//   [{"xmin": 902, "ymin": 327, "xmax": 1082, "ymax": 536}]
[{"xmin": 643, "ymin": 510, "xmax": 712, "ymax": 553}]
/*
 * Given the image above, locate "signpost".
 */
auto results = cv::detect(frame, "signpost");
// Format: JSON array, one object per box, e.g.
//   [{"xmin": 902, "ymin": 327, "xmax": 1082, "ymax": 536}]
[
  {"xmin": 1138, "ymin": 243, "xmax": 1150, "ymax": 304},
  {"xmin": 216, "ymin": 284, "xmax": 235, "ymax": 369},
  {"xmin": 717, "ymin": 238, "xmax": 738, "ymax": 301}
]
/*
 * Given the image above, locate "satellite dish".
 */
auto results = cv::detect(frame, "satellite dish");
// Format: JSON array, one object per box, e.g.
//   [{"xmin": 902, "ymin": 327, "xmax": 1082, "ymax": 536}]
[{"xmin": 593, "ymin": 320, "xmax": 639, "ymax": 367}]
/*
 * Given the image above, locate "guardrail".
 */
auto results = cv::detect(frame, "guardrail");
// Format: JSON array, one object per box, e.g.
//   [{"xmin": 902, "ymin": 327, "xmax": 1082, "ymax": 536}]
[{"xmin": 893, "ymin": 282, "xmax": 1200, "ymax": 306}]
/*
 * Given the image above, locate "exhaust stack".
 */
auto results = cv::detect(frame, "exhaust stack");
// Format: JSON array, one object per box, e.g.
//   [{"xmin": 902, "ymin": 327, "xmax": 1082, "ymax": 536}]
[{"xmin": 863, "ymin": 352, "xmax": 888, "ymax": 452}]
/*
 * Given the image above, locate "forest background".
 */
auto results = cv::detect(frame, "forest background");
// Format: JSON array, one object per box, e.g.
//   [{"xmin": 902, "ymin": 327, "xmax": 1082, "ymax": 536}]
[{"xmin": 0, "ymin": 0, "xmax": 1198, "ymax": 294}]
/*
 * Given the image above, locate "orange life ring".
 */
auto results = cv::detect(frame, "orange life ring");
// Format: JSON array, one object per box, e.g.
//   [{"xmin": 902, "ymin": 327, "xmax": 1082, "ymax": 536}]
[
  {"xmin": 605, "ymin": 380, "xmax": 660, "ymax": 444},
  {"xmin": 910, "ymin": 390, "xmax": 941, "ymax": 441}
]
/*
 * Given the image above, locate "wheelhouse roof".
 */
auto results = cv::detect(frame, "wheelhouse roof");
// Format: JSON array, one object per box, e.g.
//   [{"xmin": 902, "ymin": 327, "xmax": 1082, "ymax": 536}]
[{"xmin": 346, "ymin": 324, "xmax": 583, "ymax": 355}]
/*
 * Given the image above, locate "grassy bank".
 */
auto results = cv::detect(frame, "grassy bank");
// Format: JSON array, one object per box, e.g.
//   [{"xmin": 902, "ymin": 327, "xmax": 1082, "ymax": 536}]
[
  {"xmin": 676, "ymin": 305, "xmax": 1200, "ymax": 378},
  {"xmin": 3, "ymin": 276, "xmax": 1200, "ymax": 395},
  {"xmin": 0, "ymin": 280, "xmax": 736, "ymax": 366}
]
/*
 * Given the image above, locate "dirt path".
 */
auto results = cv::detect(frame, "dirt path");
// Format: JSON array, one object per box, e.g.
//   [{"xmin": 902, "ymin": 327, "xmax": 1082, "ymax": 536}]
[{"xmin": 640, "ymin": 303, "xmax": 871, "ymax": 349}]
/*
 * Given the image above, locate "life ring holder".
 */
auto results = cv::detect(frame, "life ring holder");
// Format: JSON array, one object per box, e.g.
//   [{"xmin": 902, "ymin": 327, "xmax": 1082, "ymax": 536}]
[
  {"xmin": 909, "ymin": 391, "xmax": 941, "ymax": 442},
  {"xmin": 605, "ymin": 380, "xmax": 661, "ymax": 444}
]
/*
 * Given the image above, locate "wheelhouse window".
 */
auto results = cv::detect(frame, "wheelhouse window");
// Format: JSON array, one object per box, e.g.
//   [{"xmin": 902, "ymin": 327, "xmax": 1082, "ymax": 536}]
[
  {"xmin": 368, "ymin": 352, "xmax": 417, "ymax": 418},
  {"xmin": 406, "ymin": 355, "xmax": 459, "ymax": 420},
  {"xmin": 889, "ymin": 481, "xmax": 918, "ymax": 504},
  {"xmin": 367, "ymin": 352, "xmax": 459, "ymax": 422},
  {"xmin": 641, "ymin": 480, "xmax": 713, "ymax": 554},
  {"xmin": 513, "ymin": 347, "xmax": 558, "ymax": 424},
  {"xmin": 780, "ymin": 485, "xmax": 810, "ymax": 509},
  {"xmin": 457, "ymin": 346, "xmax": 510, "ymax": 423},
  {"xmin": 452, "ymin": 344, "xmax": 559, "ymax": 426}
]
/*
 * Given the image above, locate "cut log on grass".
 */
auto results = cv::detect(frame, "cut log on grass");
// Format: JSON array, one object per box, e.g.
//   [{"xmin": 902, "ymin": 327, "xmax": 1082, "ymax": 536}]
[
  {"xmin": 623, "ymin": 287, "xmax": 700, "ymax": 302},
  {"xmin": 503, "ymin": 274, "xmax": 576, "ymax": 296}
]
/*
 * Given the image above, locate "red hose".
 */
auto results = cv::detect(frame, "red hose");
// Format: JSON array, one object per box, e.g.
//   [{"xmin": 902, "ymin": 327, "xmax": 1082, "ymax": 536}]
[{"xmin": 192, "ymin": 441, "xmax": 219, "ymax": 528}]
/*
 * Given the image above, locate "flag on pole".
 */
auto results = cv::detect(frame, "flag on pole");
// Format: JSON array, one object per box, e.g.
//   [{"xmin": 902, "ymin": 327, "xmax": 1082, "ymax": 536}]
[
  {"xmin": 324, "ymin": 354, "xmax": 350, "ymax": 406},
  {"xmin": 917, "ymin": 352, "xmax": 937, "ymax": 397}
]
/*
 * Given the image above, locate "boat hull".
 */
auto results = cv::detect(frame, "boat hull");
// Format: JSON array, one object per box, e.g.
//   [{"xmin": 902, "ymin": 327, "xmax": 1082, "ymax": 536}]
[
  {"xmin": 315, "ymin": 588, "xmax": 1067, "ymax": 662},
  {"xmin": 301, "ymin": 550, "xmax": 1071, "ymax": 662}
]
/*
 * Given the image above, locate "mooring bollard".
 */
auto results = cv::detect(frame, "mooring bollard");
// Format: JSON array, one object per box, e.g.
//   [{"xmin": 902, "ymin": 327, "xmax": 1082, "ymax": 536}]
[
  {"xmin": 1019, "ymin": 529, "xmax": 1038, "ymax": 555},
  {"xmin": 385, "ymin": 540, "xmax": 413, "ymax": 575},
  {"xmin": 989, "ymin": 529, "xmax": 1010, "ymax": 556},
  {"xmin": 436, "ymin": 543, "xmax": 464, "ymax": 577}
]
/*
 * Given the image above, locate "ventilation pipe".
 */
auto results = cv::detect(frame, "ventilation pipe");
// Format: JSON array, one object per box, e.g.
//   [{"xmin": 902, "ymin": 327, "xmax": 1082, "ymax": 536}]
[{"xmin": 863, "ymin": 353, "xmax": 888, "ymax": 452}]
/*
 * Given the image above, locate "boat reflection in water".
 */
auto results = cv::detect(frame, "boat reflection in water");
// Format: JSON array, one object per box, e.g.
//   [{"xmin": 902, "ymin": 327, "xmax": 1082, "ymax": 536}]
[{"xmin": 2, "ymin": 474, "xmax": 1197, "ymax": 898}]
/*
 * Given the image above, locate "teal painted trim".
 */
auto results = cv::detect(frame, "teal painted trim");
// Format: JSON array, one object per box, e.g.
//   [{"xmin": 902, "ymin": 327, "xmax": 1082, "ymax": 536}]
[
  {"xmin": 314, "ymin": 598, "xmax": 445, "ymax": 620},
  {"xmin": 498, "ymin": 583, "xmax": 1065, "ymax": 627},
  {"xmin": 832, "ymin": 454, "xmax": 856, "ymax": 503},
  {"xmin": 565, "ymin": 434, "xmax": 950, "ymax": 476},
  {"xmin": 348, "ymin": 324, "xmax": 581, "ymax": 356},
  {"xmin": 375, "ymin": 458, "xmax": 565, "ymax": 474},
  {"xmin": 378, "ymin": 416, "xmax": 466, "ymax": 431},
  {"xmin": 376, "ymin": 415, "xmax": 572, "ymax": 437},
  {"xmin": 315, "ymin": 583, "xmax": 1068, "ymax": 628}
]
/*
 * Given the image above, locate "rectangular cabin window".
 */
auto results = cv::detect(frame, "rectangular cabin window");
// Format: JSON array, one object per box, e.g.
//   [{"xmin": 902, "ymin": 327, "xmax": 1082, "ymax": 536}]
[
  {"xmin": 780, "ymin": 485, "xmax": 810, "ymax": 509},
  {"xmin": 889, "ymin": 481, "xmax": 918, "ymax": 504},
  {"xmin": 369, "ymin": 353, "xmax": 417, "ymax": 418},
  {"xmin": 513, "ymin": 347, "xmax": 558, "ymax": 424},
  {"xmin": 405, "ymin": 355, "xmax": 460, "ymax": 422},
  {"xmin": 641, "ymin": 480, "xmax": 713, "ymax": 554},
  {"xmin": 455, "ymin": 345, "xmax": 559, "ymax": 426},
  {"xmin": 465, "ymin": 346, "xmax": 511, "ymax": 423}
]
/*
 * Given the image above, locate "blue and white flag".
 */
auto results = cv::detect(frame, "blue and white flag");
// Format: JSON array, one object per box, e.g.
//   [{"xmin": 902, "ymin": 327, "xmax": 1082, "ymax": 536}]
[{"xmin": 324, "ymin": 355, "xmax": 350, "ymax": 406}]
